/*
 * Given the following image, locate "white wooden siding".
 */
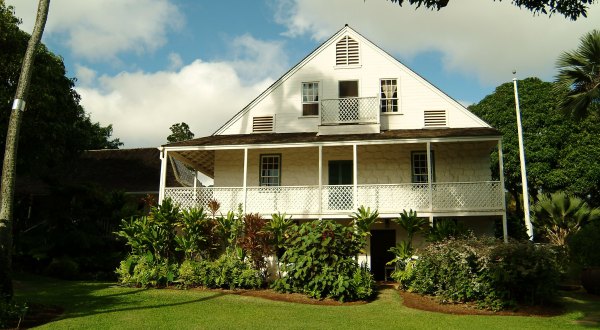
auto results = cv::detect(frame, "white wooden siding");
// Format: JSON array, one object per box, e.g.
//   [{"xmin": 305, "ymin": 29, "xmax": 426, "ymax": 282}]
[{"xmin": 218, "ymin": 26, "xmax": 488, "ymax": 136}]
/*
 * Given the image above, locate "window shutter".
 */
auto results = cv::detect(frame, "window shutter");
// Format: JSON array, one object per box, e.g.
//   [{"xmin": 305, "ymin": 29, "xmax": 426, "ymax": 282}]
[
  {"xmin": 424, "ymin": 110, "xmax": 447, "ymax": 127},
  {"xmin": 253, "ymin": 116, "xmax": 274, "ymax": 132},
  {"xmin": 336, "ymin": 36, "xmax": 359, "ymax": 66}
]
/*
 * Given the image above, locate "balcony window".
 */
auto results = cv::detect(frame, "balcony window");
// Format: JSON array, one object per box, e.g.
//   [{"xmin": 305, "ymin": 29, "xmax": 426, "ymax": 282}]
[
  {"xmin": 260, "ymin": 154, "xmax": 281, "ymax": 186},
  {"xmin": 380, "ymin": 79, "xmax": 398, "ymax": 113},
  {"xmin": 412, "ymin": 151, "xmax": 435, "ymax": 183},
  {"xmin": 302, "ymin": 82, "xmax": 319, "ymax": 116}
]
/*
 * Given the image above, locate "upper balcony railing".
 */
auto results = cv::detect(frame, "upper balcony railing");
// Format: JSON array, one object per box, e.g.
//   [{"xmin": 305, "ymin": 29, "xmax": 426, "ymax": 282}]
[{"xmin": 321, "ymin": 97, "xmax": 379, "ymax": 125}]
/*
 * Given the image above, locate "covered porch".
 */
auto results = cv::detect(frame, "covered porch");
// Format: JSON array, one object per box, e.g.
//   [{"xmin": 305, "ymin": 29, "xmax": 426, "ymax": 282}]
[{"xmin": 158, "ymin": 129, "xmax": 507, "ymax": 237}]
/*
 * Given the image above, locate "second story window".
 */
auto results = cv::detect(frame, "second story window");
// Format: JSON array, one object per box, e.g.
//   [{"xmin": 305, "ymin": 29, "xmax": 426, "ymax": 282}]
[
  {"xmin": 380, "ymin": 79, "xmax": 398, "ymax": 113},
  {"xmin": 302, "ymin": 82, "xmax": 319, "ymax": 116},
  {"xmin": 411, "ymin": 151, "xmax": 435, "ymax": 183}
]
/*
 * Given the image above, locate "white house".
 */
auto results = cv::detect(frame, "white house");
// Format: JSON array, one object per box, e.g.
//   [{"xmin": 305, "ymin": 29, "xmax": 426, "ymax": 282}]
[{"xmin": 157, "ymin": 25, "xmax": 507, "ymax": 280}]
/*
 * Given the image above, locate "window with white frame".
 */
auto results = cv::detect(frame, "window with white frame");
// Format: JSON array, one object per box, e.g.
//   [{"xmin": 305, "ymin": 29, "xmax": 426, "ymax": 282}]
[
  {"xmin": 411, "ymin": 151, "xmax": 435, "ymax": 183},
  {"xmin": 260, "ymin": 154, "xmax": 281, "ymax": 186},
  {"xmin": 380, "ymin": 79, "xmax": 398, "ymax": 113},
  {"xmin": 302, "ymin": 82, "xmax": 319, "ymax": 116}
]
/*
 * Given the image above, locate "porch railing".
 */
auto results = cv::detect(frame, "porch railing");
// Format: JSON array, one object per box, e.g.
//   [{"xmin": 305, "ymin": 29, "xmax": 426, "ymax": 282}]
[
  {"xmin": 163, "ymin": 181, "xmax": 504, "ymax": 216},
  {"xmin": 321, "ymin": 97, "xmax": 379, "ymax": 125}
]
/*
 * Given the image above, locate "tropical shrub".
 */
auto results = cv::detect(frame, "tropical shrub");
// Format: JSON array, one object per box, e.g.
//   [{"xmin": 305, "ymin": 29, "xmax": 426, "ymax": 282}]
[
  {"xmin": 272, "ymin": 220, "xmax": 374, "ymax": 302},
  {"xmin": 174, "ymin": 207, "xmax": 214, "ymax": 261},
  {"xmin": 116, "ymin": 253, "xmax": 177, "ymax": 288},
  {"xmin": 237, "ymin": 213, "xmax": 272, "ymax": 272},
  {"xmin": 406, "ymin": 236, "xmax": 562, "ymax": 310},
  {"xmin": 568, "ymin": 220, "xmax": 600, "ymax": 268},
  {"xmin": 211, "ymin": 252, "xmax": 262, "ymax": 289},
  {"xmin": 427, "ymin": 219, "xmax": 469, "ymax": 242},
  {"xmin": 0, "ymin": 299, "xmax": 28, "ymax": 329},
  {"xmin": 533, "ymin": 192, "xmax": 600, "ymax": 246}
]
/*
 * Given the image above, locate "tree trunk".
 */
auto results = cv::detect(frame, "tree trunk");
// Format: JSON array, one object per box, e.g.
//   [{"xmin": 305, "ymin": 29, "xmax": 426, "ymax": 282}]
[{"xmin": 0, "ymin": 0, "xmax": 50, "ymax": 301}]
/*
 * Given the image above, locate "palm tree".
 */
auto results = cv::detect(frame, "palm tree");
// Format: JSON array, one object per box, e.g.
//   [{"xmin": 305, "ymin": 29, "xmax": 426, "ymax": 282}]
[
  {"xmin": 532, "ymin": 192, "xmax": 600, "ymax": 246},
  {"xmin": 554, "ymin": 29, "xmax": 600, "ymax": 118}
]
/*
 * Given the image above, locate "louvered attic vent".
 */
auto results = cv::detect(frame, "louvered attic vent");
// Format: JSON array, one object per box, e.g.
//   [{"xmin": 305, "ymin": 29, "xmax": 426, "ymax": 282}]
[
  {"xmin": 336, "ymin": 36, "xmax": 359, "ymax": 66},
  {"xmin": 253, "ymin": 116, "xmax": 274, "ymax": 132},
  {"xmin": 424, "ymin": 110, "xmax": 447, "ymax": 127}
]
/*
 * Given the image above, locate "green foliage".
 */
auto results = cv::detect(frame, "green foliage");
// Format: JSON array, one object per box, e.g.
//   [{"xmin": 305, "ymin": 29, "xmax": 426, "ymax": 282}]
[
  {"xmin": 393, "ymin": 209, "xmax": 429, "ymax": 246},
  {"xmin": 0, "ymin": 299, "xmax": 27, "ymax": 329},
  {"xmin": 407, "ymin": 236, "xmax": 562, "ymax": 310},
  {"xmin": 174, "ymin": 207, "xmax": 211, "ymax": 260},
  {"xmin": 554, "ymin": 29, "xmax": 600, "ymax": 118},
  {"xmin": 272, "ymin": 220, "xmax": 374, "ymax": 301},
  {"xmin": 167, "ymin": 122, "xmax": 195, "ymax": 143},
  {"xmin": 427, "ymin": 219, "xmax": 468, "ymax": 242},
  {"xmin": 387, "ymin": 0, "xmax": 594, "ymax": 20},
  {"xmin": 43, "ymin": 256, "xmax": 80, "ymax": 280},
  {"xmin": 211, "ymin": 252, "xmax": 262, "ymax": 289},
  {"xmin": 263, "ymin": 212, "xmax": 293, "ymax": 258},
  {"xmin": 469, "ymin": 77, "xmax": 600, "ymax": 210},
  {"xmin": 351, "ymin": 206, "xmax": 379, "ymax": 236},
  {"xmin": 214, "ymin": 211, "xmax": 242, "ymax": 251},
  {"xmin": 533, "ymin": 191, "xmax": 600, "ymax": 245},
  {"xmin": 568, "ymin": 220, "xmax": 600, "ymax": 267},
  {"xmin": 116, "ymin": 253, "xmax": 177, "ymax": 288}
]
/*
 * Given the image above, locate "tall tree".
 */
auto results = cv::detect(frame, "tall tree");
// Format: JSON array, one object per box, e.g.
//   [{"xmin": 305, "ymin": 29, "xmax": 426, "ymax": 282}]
[
  {"xmin": 0, "ymin": 0, "xmax": 50, "ymax": 300},
  {"xmin": 167, "ymin": 122, "xmax": 194, "ymax": 143},
  {"xmin": 469, "ymin": 77, "xmax": 600, "ymax": 214},
  {"xmin": 387, "ymin": 0, "xmax": 596, "ymax": 20},
  {"xmin": 554, "ymin": 29, "xmax": 600, "ymax": 118}
]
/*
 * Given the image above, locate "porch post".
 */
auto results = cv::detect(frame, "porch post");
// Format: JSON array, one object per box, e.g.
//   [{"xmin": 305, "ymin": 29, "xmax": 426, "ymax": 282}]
[
  {"xmin": 158, "ymin": 148, "xmax": 167, "ymax": 204},
  {"xmin": 498, "ymin": 139, "xmax": 508, "ymax": 243},
  {"xmin": 243, "ymin": 148, "xmax": 248, "ymax": 214},
  {"xmin": 426, "ymin": 141, "xmax": 433, "ymax": 213},
  {"xmin": 353, "ymin": 144, "xmax": 358, "ymax": 210},
  {"xmin": 318, "ymin": 145, "xmax": 323, "ymax": 220}
]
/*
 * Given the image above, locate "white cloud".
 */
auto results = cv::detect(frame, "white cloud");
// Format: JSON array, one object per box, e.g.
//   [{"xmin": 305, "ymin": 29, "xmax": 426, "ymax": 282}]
[
  {"xmin": 74, "ymin": 64, "xmax": 97, "ymax": 86},
  {"xmin": 272, "ymin": 0, "xmax": 600, "ymax": 86},
  {"xmin": 168, "ymin": 53, "xmax": 184, "ymax": 71},
  {"xmin": 75, "ymin": 37, "xmax": 287, "ymax": 147},
  {"xmin": 227, "ymin": 34, "xmax": 289, "ymax": 84},
  {"xmin": 7, "ymin": 0, "xmax": 182, "ymax": 60}
]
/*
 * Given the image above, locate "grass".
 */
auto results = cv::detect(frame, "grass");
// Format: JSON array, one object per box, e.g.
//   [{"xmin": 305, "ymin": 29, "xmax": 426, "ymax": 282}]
[{"xmin": 12, "ymin": 273, "xmax": 600, "ymax": 329}]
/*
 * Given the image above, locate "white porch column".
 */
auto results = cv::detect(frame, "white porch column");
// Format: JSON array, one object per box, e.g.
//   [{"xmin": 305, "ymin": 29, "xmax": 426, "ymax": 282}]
[
  {"xmin": 243, "ymin": 148, "xmax": 248, "ymax": 214},
  {"xmin": 318, "ymin": 145, "xmax": 323, "ymax": 220},
  {"xmin": 158, "ymin": 148, "xmax": 168, "ymax": 204},
  {"xmin": 498, "ymin": 139, "xmax": 508, "ymax": 243},
  {"xmin": 426, "ymin": 141, "xmax": 433, "ymax": 213},
  {"xmin": 353, "ymin": 144, "xmax": 358, "ymax": 210}
]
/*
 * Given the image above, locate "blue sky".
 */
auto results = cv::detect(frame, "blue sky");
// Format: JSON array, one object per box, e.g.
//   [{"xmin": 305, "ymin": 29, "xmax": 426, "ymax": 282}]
[{"xmin": 7, "ymin": 0, "xmax": 600, "ymax": 147}]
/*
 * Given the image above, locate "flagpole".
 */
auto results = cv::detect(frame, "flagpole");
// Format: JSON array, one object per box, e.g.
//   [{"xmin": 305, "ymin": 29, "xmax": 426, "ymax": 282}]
[{"xmin": 512, "ymin": 71, "xmax": 533, "ymax": 240}]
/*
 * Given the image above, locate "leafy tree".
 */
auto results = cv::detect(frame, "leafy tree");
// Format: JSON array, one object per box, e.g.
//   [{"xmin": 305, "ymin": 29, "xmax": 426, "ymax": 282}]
[
  {"xmin": 387, "ymin": 0, "xmax": 596, "ymax": 20},
  {"xmin": 469, "ymin": 78, "xmax": 600, "ymax": 213},
  {"xmin": 0, "ymin": 2, "xmax": 121, "ymax": 299},
  {"xmin": 167, "ymin": 122, "xmax": 194, "ymax": 143},
  {"xmin": 554, "ymin": 29, "xmax": 600, "ymax": 118},
  {"xmin": 0, "ymin": 0, "xmax": 49, "ymax": 302}
]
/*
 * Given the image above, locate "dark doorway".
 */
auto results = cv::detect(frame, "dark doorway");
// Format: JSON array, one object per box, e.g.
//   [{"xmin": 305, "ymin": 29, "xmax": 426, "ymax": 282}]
[
  {"xmin": 328, "ymin": 160, "xmax": 353, "ymax": 210},
  {"xmin": 338, "ymin": 80, "xmax": 359, "ymax": 121},
  {"xmin": 370, "ymin": 230, "xmax": 396, "ymax": 281}
]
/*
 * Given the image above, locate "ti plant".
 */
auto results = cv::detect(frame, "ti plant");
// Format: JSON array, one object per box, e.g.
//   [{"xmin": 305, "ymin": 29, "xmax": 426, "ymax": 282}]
[
  {"xmin": 351, "ymin": 206, "xmax": 379, "ymax": 237},
  {"xmin": 393, "ymin": 209, "xmax": 429, "ymax": 249}
]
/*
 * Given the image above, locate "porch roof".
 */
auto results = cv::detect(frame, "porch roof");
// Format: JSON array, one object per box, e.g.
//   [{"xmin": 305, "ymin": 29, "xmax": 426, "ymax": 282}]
[
  {"xmin": 163, "ymin": 127, "xmax": 501, "ymax": 148},
  {"xmin": 162, "ymin": 128, "xmax": 501, "ymax": 178}
]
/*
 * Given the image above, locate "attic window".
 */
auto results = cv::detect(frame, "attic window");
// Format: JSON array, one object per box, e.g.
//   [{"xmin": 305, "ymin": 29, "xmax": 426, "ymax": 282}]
[
  {"xmin": 253, "ymin": 116, "xmax": 274, "ymax": 132},
  {"xmin": 424, "ymin": 110, "xmax": 447, "ymax": 127},
  {"xmin": 336, "ymin": 36, "xmax": 359, "ymax": 66}
]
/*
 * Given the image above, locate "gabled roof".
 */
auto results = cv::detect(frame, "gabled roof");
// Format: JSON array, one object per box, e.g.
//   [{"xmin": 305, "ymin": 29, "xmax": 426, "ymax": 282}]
[{"xmin": 213, "ymin": 25, "xmax": 489, "ymax": 135}]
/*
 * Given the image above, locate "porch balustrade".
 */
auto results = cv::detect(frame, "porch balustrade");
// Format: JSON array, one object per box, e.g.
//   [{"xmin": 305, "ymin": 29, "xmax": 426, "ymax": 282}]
[
  {"xmin": 321, "ymin": 97, "xmax": 379, "ymax": 125},
  {"xmin": 163, "ymin": 181, "xmax": 504, "ymax": 216}
]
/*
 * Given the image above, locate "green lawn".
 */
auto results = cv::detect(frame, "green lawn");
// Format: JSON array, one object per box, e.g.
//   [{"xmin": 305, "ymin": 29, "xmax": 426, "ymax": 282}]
[{"xmin": 13, "ymin": 273, "xmax": 600, "ymax": 329}]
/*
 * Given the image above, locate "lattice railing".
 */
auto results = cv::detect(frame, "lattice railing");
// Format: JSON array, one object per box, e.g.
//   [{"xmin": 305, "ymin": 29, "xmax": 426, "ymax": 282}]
[
  {"xmin": 321, "ymin": 97, "xmax": 379, "ymax": 125},
  {"xmin": 246, "ymin": 186, "xmax": 320, "ymax": 214},
  {"xmin": 164, "ymin": 181, "xmax": 503, "ymax": 215},
  {"xmin": 357, "ymin": 184, "xmax": 429, "ymax": 213},
  {"xmin": 432, "ymin": 182, "xmax": 504, "ymax": 211}
]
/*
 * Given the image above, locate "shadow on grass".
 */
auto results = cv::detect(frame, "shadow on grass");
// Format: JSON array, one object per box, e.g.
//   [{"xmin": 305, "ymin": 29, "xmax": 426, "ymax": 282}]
[
  {"xmin": 560, "ymin": 290, "xmax": 600, "ymax": 327},
  {"xmin": 14, "ymin": 274, "xmax": 226, "ymax": 324}
]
